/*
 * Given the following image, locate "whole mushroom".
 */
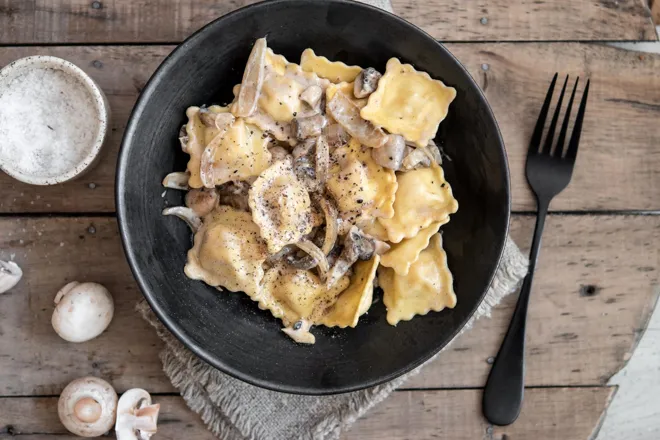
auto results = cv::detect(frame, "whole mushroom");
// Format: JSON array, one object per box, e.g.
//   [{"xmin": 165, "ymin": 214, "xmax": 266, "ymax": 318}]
[
  {"xmin": 58, "ymin": 377, "xmax": 118, "ymax": 438},
  {"xmin": 52, "ymin": 282, "xmax": 114, "ymax": 343},
  {"xmin": 115, "ymin": 388, "xmax": 161, "ymax": 440}
]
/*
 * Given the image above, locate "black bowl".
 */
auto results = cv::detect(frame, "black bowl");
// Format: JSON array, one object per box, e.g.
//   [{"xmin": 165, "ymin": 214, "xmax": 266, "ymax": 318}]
[{"xmin": 117, "ymin": 0, "xmax": 510, "ymax": 395}]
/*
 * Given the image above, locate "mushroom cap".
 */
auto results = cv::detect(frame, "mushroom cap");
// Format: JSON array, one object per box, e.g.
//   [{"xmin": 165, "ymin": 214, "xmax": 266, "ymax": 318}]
[
  {"xmin": 58, "ymin": 376, "xmax": 117, "ymax": 437},
  {"xmin": 51, "ymin": 282, "xmax": 114, "ymax": 343}
]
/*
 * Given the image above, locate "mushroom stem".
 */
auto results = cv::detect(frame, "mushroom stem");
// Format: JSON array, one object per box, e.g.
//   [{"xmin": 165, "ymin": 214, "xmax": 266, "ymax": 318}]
[
  {"xmin": 115, "ymin": 389, "xmax": 160, "ymax": 440},
  {"xmin": 162, "ymin": 206, "xmax": 202, "ymax": 232}
]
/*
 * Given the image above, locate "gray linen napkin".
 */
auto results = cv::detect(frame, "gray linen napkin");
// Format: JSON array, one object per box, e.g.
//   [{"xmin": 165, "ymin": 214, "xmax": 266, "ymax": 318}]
[
  {"xmin": 136, "ymin": 2, "xmax": 530, "ymax": 438},
  {"xmin": 137, "ymin": 238, "xmax": 527, "ymax": 440}
]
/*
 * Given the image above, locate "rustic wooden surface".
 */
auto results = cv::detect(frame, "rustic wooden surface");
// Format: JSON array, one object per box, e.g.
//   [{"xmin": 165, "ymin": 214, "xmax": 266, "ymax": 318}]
[
  {"xmin": 0, "ymin": 388, "xmax": 614, "ymax": 439},
  {"xmin": 1, "ymin": 0, "xmax": 659, "ymax": 439},
  {"xmin": 0, "ymin": 0, "xmax": 656, "ymax": 44}
]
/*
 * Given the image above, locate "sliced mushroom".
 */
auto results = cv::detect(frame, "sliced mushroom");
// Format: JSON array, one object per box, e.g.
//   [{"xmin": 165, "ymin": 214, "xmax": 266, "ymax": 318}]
[
  {"xmin": 292, "ymin": 138, "xmax": 316, "ymax": 159},
  {"xmin": 162, "ymin": 206, "xmax": 202, "ymax": 232},
  {"xmin": 198, "ymin": 108, "xmax": 217, "ymax": 127},
  {"xmin": 325, "ymin": 226, "xmax": 376, "ymax": 288},
  {"xmin": 161, "ymin": 171, "xmax": 190, "ymax": 190},
  {"xmin": 401, "ymin": 146, "xmax": 431, "ymax": 170},
  {"xmin": 324, "ymin": 123, "xmax": 350, "ymax": 148},
  {"xmin": 0, "ymin": 260, "xmax": 22, "ymax": 294},
  {"xmin": 327, "ymin": 91, "xmax": 387, "ymax": 148},
  {"xmin": 185, "ymin": 188, "xmax": 218, "ymax": 217},
  {"xmin": 292, "ymin": 114, "xmax": 327, "ymax": 140},
  {"xmin": 52, "ymin": 282, "xmax": 114, "ymax": 343},
  {"xmin": 268, "ymin": 145, "xmax": 290, "ymax": 163},
  {"xmin": 58, "ymin": 377, "xmax": 118, "ymax": 438},
  {"xmin": 234, "ymin": 38, "xmax": 267, "ymax": 117},
  {"xmin": 214, "ymin": 112, "xmax": 236, "ymax": 132},
  {"xmin": 291, "ymin": 238, "xmax": 329, "ymax": 280},
  {"xmin": 115, "ymin": 388, "xmax": 160, "ymax": 440},
  {"xmin": 353, "ymin": 67, "xmax": 382, "ymax": 99},
  {"xmin": 371, "ymin": 134, "xmax": 406, "ymax": 170},
  {"xmin": 314, "ymin": 135, "xmax": 329, "ymax": 189},
  {"xmin": 216, "ymin": 181, "xmax": 251, "ymax": 212},
  {"xmin": 178, "ymin": 125, "xmax": 189, "ymax": 153},
  {"xmin": 282, "ymin": 319, "xmax": 315, "ymax": 344},
  {"xmin": 315, "ymin": 195, "xmax": 338, "ymax": 255},
  {"xmin": 300, "ymin": 85, "xmax": 323, "ymax": 110}
]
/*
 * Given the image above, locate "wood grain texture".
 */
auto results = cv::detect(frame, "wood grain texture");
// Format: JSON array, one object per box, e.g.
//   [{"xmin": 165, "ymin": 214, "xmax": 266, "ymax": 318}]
[
  {"xmin": 0, "ymin": 0, "xmax": 656, "ymax": 43},
  {"xmin": 0, "ymin": 388, "xmax": 614, "ymax": 439},
  {"xmin": 0, "ymin": 43, "xmax": 659, "ymax": 213},
  {"xmin": 395, "ymin": 0, "xmax": 657, "ymax": 42},
  {"xmin": 652, "ymin": 0, "xmax": 660, "ymax": 25},
  {"xmin": 0, "ymin": 215, "xmax": 657, "ymax": 395}
]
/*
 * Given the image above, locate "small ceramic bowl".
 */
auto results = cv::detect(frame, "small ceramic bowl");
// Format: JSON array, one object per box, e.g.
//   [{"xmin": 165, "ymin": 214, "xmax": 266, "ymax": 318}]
[{"xmin": 0, "ymin": 56, "xmax": 109, "ymax": 185}]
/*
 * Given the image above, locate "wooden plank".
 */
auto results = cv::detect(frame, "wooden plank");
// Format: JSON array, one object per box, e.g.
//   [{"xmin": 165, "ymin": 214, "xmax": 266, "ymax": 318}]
[
  {"xmin": 652, "ymin": 0, "xmax": 660, "ymax": 26},
  {"xmin": 0, "ymin": 0, "xmax": 656, "ymax": 43},
  {"xmin": 0, "ymin": 215, "xmax": 657, "ymax": 395},
  {"xmin": 1, "ymin": 43, "xmax": 659, "ymax": 213},
  {"xmin": 0, "ymin": 388, "xmax": 614, "ymax": 439},
  {"xmin": 395, "ymin": 0, "xmax": 657, "ymax": 42},
  {"xmin": 408, "ymin": 214, "xmax": 660, "ymax": 388}
]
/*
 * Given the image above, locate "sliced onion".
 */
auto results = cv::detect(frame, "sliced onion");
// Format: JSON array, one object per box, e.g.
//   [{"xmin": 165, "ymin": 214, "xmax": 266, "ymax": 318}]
[
  {"xmin": 294, "ymin": 239, "xmax": 329, "ymax": 280},
  {"xmin": 315, "ymin": 135, "xmax": 329, "ymax": 189},
  {"xmin": 162, "ymin": 206, "xmax": 202, "ymax": 232},
  {"xmin": 327, "ymin": 91, "xmax": 387, "ymax": 148},
  {"xmin": 162, "ymin": 172, "xmax": 190, "ymax": 190},
  {"xmin": 314, "ymin": 195, "xmax": 338, "ymax": 255},
  {"xmin": 234, "ymin": 38, "xmax": 267, "ymax": 117}
]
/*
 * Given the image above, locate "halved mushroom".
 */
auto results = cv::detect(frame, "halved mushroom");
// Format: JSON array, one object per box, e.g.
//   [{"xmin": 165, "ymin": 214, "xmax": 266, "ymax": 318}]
[
  {"xmin": 185, "ymin": 188, "xmax": 218, "ymax": 217},
  {"xmin": 0, "ymin": 260, "xmax": 22, "ymax": 294},
  {"xmin": 292, "ymin": 114, "xmax": 327, "ymax": 140},
  {"xmin": 115, "ymin": 388, "xmax": 160, "ymax": 440},
  {"xmin": 234, "ymin": 38, "xmax": 267, "ymax": 117},
  {"xmin": 162, "ymin": 206, "xmax": 202, "ymax": 232},
  {"xmin": 52, "ymin": 282, "xmax": 114, "ymax": 343},
  {"xmin": 58, "ymin": 377, "xmax": 118, "ymax": 438},
  {"xmin": 353, "ymin": 67, "xmax": 382, "ymax": 99},
  {"xmin": 161, "ymin": 172, "xmax": 190, "ymax": 190},
  {"xmin": 371, "ymin": 134, "xmax": 406, "ymax": 170},
  {"xmin": 300, "ymin": 85, "xmax": 323, "ymax": 110}
]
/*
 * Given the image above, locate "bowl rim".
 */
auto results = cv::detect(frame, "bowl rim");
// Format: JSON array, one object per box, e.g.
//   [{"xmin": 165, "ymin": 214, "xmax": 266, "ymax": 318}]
[
  {"xmin": 0, "ymin": 55, "xmax": 109, "ymax": 185},
  {"xmin": 116, "ymin": 0, "xmax": 511, "ymax": 395}
]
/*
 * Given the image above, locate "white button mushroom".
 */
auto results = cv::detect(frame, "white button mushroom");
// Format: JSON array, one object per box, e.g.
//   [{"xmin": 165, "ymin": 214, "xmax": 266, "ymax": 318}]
[
  {"xmin": 115, "ymin": 388, "xmax": 161, "ymax": 440},
  {"xmin": 51, "ymin": 281, "xmax": 114, "ymax": 343},
  {"xmin": 58, "ymin": 377, "xmax": 118, "ymax": 438},
  {"xmin": 0, "ymin": 260, "xmax": 22, "ymax": 294}
]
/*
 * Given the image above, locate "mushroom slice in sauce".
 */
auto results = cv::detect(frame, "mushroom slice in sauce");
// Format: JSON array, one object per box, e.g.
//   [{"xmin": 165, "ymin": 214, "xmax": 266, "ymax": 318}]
[
  {"xmin": 162, "ymin": 171, "xmax": 190, "ymax": 190},
  {"xmin": 353, "ymin": 67, "xmax": 382, "ymax": 99},
  {"xmin": 234, "ymin": 38, "xmax": 267, "ymax": 117},
  {"xmin": 325, "ymin": 226, "xmax": 376, "ymax": 288},
  {"xmin": 216, "ymin": 181, "xmax": 251, "ymax": 212},
  {"xmin": 292, "ymin": 114, "xmax": 327, "ymax": 140},
  {"xmin": 162, "ymin": 206, "xmax": 202, "ymax": 232},
  {"xmin": 185, "ymin": 188, "xmax": 219, "ymax": 217},
  {"xmin": 324, "ymin": 123, "xmax": 350, "ymax": 148},
  {"xmin": 371, "ymin": 134, "xmax": 406, "ymax": 170},
  {"xmin": 401, "ymin": 146, "xmax": 431, "ymax": 171},
  {"xmin": 326, "ymin": 91, "xmax": 388, "ymax": 148},
  {"xmin": 300, "ymin": 85, "xmax": 323, "ymax": 110}
]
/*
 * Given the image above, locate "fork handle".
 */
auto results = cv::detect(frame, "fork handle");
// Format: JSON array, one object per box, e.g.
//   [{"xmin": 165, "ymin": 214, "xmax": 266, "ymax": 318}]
[{"xmin": 482, "ymin": 198, "xmax": 549, "ymax": 426}]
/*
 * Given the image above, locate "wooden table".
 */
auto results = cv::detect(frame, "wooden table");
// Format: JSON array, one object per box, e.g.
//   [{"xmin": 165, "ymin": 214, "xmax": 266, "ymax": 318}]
[{"xmin": 1, "ymin": 1, "xmax": 659, "ymax": 439}]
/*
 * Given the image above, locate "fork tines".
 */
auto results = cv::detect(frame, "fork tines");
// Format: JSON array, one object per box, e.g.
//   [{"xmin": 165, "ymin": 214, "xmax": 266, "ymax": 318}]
[{"xmin": 528, "ymin": 73, "xmax": 590, "ymax": 162}]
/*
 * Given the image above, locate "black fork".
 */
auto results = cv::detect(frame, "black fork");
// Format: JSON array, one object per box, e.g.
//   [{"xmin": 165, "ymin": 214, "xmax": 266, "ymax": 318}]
[{"xmin": 482, "ymin": 74, "xmax": 590, "ymax": 426}]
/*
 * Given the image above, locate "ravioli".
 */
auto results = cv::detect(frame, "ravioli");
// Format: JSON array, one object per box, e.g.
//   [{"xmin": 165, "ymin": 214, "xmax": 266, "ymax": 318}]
[
  {"xmin": 184, "ymin": 206, "xmax": 268, "ymax": 297},
  {"xmin": 380, "ymin": 222, "xmax": 441, "ymax": 275},
  {"xmin": 301, "ymin": 49, "xmax": 362, "ymax": 83},
  {"xmin": 248, "ymin": 158, "xmax": 313, "ymax": 253},
  {"xmin": 200, "ymin": 118, "xmax": 272, "ymax": 187},
  {"xmin": 380, "ymin": 234, "xmax": 456, "ymax": 325},
  {"xmin": 326, "ymin": 138, "xmax": 397, "ymax": 224},
  {"xmin": 361, "ymin": 58, "xmax": 456, "ymax": 147},
  {"xmin": 326, "ymin": 82, "xmax": 368, "ymax": 109},
  {"xmin": 320, "ymin": 255, "xmax": 379, "ymax": 328},
  {"xmin": 378, "ymin": 163, "xmax": 457, "ymax": 243},
  {"xmin": 359, "ymin": 217, "xmax": 390, "ymax": 242},
  {"xmin": 259, "ymin": 262, "xmax": 350, "ymax": 327},
  {"xmin": 237, "ymin": 48, "xmax": 330, "ymax": 145}
]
